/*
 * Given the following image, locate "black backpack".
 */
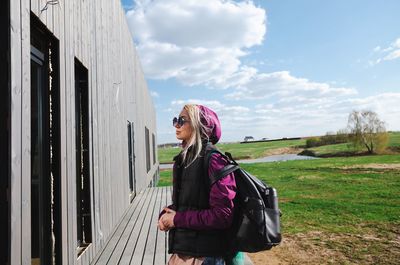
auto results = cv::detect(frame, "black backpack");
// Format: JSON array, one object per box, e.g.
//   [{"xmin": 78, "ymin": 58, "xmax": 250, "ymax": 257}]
[{"xmin": 205, "ymin": 146, "xmax": 282, "ymax": 253}]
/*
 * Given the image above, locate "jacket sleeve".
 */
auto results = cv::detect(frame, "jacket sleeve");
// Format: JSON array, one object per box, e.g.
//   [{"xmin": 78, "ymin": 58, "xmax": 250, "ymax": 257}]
[{"xmin": 173, "ymin": 153, "xmax": 236, "ymax": 230}]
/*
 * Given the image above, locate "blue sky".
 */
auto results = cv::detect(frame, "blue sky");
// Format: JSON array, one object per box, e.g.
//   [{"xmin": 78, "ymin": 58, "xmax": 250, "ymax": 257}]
[{"xmin": 121, "ymin": 0, "xmax": 400, "ymax": 144}]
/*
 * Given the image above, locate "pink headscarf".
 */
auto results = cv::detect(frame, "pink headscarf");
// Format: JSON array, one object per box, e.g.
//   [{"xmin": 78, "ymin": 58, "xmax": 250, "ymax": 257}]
[{"xmin": 198, "ymin": 105, "xmax": 221, "ymax": 144}]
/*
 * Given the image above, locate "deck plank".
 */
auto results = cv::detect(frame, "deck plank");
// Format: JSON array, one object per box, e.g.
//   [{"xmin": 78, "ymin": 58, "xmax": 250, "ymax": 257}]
[
  {"xmin": 129, "ymin": 187, "xmax": 159, "ymax": 264},
  {"xmin": 92, "ymin": 187, "xmax": 172, "ymax": 265},
  {"xmin": 93, "ymin": 189, "xmax": 147, "ymax": 264},
  {"xmin": 154, "ymin": 187, "xmax": 168, "ymax": 265},
  {"xmin": 117, "ymin": 187, "xmax": 156, "ymax": 264},
  {"xmin": 141, "ymin": 187, "xmax": 164, "ymax": 265},
  {"xmin": 113, "ymin": 187, "xmax": 155, "ymax": 264}
]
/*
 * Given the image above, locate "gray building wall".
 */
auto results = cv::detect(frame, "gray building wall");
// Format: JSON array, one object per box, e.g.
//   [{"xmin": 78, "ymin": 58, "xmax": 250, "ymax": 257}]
[{"xmin": 9, "ymin": 0, "xmax": 158, "ymax": 264}]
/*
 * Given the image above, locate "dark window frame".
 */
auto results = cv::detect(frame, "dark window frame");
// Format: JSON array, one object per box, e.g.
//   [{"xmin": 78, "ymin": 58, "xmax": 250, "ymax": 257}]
[
  {"xmin": 127, "ymin": 121, "xmax": 136, "ymax": 199},
  {"xmin": 30, "ymin": 13, "xmax": 62, "ymax": 265},
  {"xmin": 145, "ymin": 127, "xmax": 150, "ymax": 172},
  {"xmin": 75, "ymin": 58, "xmax": 92, "ymax": 256},
  {"xmin": 152, "ymin": 133, "xmax": 156, "ymax": 165}
]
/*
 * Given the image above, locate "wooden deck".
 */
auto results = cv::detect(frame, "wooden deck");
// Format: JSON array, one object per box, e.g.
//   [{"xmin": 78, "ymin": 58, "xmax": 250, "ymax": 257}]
[
  {"xmin": 91, "ymin": 186, "xmax": 254, "ymax": 265},
  {"xmin": 91, "ymin": 187, "xmax": 172, "ymax": 265}
]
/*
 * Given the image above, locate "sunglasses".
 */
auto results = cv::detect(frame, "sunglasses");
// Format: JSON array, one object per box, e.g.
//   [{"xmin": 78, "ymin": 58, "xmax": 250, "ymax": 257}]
[{"xmin": 173, "ymin": 116, "xmax": 190, "ymax": 127}]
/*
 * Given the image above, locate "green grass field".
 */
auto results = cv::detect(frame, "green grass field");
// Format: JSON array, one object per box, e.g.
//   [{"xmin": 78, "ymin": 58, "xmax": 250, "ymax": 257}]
[
  {"xmin": 158, "ymin": 155, "xmax": 400, "ymax": 264},
  {"xmin": 388, "ymin": 131, "xmax": 400, "ymax": 147},
  {"xmin": 158, "ymin": 138, "xmax": 306, "ymax": 164}
]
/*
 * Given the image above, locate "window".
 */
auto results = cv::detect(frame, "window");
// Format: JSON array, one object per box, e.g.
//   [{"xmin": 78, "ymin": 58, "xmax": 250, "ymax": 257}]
[
  {"xmin": 152, "ymin": 133, "xmax": 156, "ymax": 165},
  {"xmin": 75, "ymin": 59, "xmax": 92, "ymax": 256},
  {"xmin": 127, "ymin": 121, "xmax": 136, "ymax": 198},
  {"xmin": 31, "ymin": 15, "xmax": 62, "ymax": 265},
  {"xmin": 145, "ymin": 127, "xmax": 150, "ymax": 172}
]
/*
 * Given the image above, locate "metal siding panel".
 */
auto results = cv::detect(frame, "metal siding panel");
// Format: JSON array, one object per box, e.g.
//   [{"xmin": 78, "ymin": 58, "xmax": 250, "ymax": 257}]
[
  {"xmin": 88, "ymin": 0, "xmax": 99, "ymax": 256},
  {"xmin": 109, "ymin": 0, "xmax": 115, "ymax": 231},
  {"xmin": 9, "ymin": 0, "xmax": 22, "ymax": 263},
  {"xmin": 66, "ymin": 0, "xmax": 76, "ymax": 263},
  {"xmin": 93, "ymin": 0, "xmax": 103, "ymax": 250},
  {"xmin": 114, "ymin": 0, "xmax": 124, "ymax": 221},
  {"xmin": 30, "ymin": 0, "xmax": 39, "ymax": 16},
  {"xmin": 39, "ymin": 0, "xmax": 47, "ymax": 25},
  {"xmin": 74, "ymin": 0, "xmax": 82, "ymax": 61},
  {"xmin": 72, "ymin": 0, "xmax": 77, "ymax": 59},
  {"xmin": 113, "ymin": 0, "xmax": 120, "ymax": 229},
  {"xmin": 59, "ymin": 3, "xmax": 69, "ymax": 264},
  {"xmin": 51, "ymin": 0, "xmax": 60, "ymax": 38},
  {"xmin": 79, "ymin": 0, "xmax": 83, "ymax": 63},
  {"xmin": 121, "ymin": 5, "xmax": 130, "ymax": 205},
  {"xmin": 102, "ymin": 0, "xmax": 107, "ymax": 244},
  {"xmin": 61, "ymin": 2, "xmax": 70, "ymax": 264},
  {"xmin": 100, "ymin": 0, "xmax": 107, "ymax": 247},
  {"xmin": 105, "ymin": 0, "xmax": 112, "ymax": 237},
  {"xmin": 20, "ymin": 1, "xmax": 31, "ymax": 264},
  {"xmin": 97, "ymin": 0, "xmax": 104, "ymax": 242},
  {"xmin": 83, "ymin": 0, "xmax": 89, "ymax": 67},
  {"xmin": 58, "ymin": 1, "xmax": 69, "ymax": 264},
  {"xmin": 46, "ymin": 0, "xmax": 53, "ymax": 33},
  {"xmin": 78, "ymin": 0, "xmax": 83, "ymax": 63}
]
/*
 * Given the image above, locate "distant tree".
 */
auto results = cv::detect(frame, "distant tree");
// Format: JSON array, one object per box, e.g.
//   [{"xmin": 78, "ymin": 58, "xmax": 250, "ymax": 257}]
[
  {"xmin": 347, "ymin": 110, "xmax": 389, "ymax": 154},
  {"xmin": 336, "ymin": 129, "xmax": 349, "ymax": 143},
  {"xmin": 306, "ymin": 137, "xmax": 320, "ymax": 148}
]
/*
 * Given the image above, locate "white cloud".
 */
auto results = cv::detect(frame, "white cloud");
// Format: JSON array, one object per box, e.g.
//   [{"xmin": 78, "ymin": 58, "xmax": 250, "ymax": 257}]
[
  {"xmin": 384, "ymin": 50, "xmax": 400, "ymax": 61},
  {"xmin": 150, "ymin": 90, "xmax": 159, "ymax": 97},
  {"xmin": 371, "ymin": 37, "xmax": 400, "ymax": 65},
  {"xmin": 373, "ymin": 46, "xmax": 381, "ymax": 52},
  {"xmin": 225, "ymin": 71, "xmax": 357, "ymax": 100},
  {"xmin": 170, "ymin": 99, "xmax": 250, "ymax": 117},
  {"xmin": 125, "ymin": 0, "xmax": 265, "ymax": 87}
]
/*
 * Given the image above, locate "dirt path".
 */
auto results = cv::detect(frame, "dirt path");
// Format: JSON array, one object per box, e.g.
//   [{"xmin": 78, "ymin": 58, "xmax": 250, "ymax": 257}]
[
  {"xmin": 262, "ymin": 147, "xmax": 304, "ymax": 157},
  {"xmin": 246, "ymin": 229, "xmax": 400, "ymax": 265},
  {"xmin": 246, "ymin": 234, "xmax": 349, "ymax": 265}
]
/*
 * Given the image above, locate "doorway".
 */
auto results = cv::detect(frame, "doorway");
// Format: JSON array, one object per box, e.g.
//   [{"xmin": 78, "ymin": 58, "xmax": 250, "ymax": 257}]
[{"xmin": 31, "ymin": 15, "xmax": 62, "ymax": 265}]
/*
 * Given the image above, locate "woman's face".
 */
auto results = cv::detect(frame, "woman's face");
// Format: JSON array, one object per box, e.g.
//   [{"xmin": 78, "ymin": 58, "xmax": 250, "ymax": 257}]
[{"xmin": 175, "ymin": 108, "xmax": 193, "ymax": 142}]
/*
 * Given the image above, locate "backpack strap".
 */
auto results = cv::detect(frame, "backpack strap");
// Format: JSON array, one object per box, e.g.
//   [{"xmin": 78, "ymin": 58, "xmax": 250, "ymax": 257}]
[
  {"xmin": 204, "ymin": 143, "xmax": 240, "ymax": 185},
  {"xmin": 209, "ymin": 164, "xmax": 239, "ymax": 186},
  {"xmin": 203, "ymin": 143, "xmax": 221, "ymax": 174}
]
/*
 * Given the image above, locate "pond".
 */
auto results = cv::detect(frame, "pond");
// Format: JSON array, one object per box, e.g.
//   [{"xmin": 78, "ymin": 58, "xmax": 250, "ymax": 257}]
[
  {"xmin": 159, "ymin": 154, "xmax": 317, "ymax": 169},
  {"xmin": 238, "ymin": 154, "xmax": 317, "ymax": 164}
]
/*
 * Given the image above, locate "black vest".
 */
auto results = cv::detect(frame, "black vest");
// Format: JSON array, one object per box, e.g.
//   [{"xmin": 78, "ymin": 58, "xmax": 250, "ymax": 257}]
[{"xmin": 168, "ymin": 147, "xmax": 228, "ymax": 257}]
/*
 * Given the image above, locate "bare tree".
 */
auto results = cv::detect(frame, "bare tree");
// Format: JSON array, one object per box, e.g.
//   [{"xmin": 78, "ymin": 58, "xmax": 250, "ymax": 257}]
[{"xmin": 347, "ymin": 110, "xmax": 389, "ymax": 154}]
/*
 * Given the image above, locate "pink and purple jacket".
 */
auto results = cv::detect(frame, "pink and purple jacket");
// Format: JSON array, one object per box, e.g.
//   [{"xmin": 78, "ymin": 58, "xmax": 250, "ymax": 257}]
[{"xmin": 172, "ymin": 152, "xmax": 236, "ymax": 230}]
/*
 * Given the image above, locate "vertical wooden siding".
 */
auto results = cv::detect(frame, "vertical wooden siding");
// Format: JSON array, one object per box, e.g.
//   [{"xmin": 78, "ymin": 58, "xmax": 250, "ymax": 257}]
[{"xmin": 10, "ymin": 0, "xmax": 159, "ymax": 265}]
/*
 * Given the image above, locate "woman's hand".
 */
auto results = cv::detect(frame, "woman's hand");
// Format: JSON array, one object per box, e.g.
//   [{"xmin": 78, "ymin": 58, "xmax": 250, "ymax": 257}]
[{"xmin": 158, "ymin": 207, "xmax": 176, "ymax": 231}]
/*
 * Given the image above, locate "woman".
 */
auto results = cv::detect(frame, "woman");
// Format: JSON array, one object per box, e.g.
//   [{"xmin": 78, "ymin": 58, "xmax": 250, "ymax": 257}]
[{"xmin": 158, "ymin": 104, "xmax": 237, "ymax": 265}]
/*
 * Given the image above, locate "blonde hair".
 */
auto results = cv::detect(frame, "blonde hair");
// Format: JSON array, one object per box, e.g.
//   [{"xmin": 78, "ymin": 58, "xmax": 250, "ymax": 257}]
[{"xmin": 181, "ymin": 104, "xmax": 211, "ymax": 165}]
